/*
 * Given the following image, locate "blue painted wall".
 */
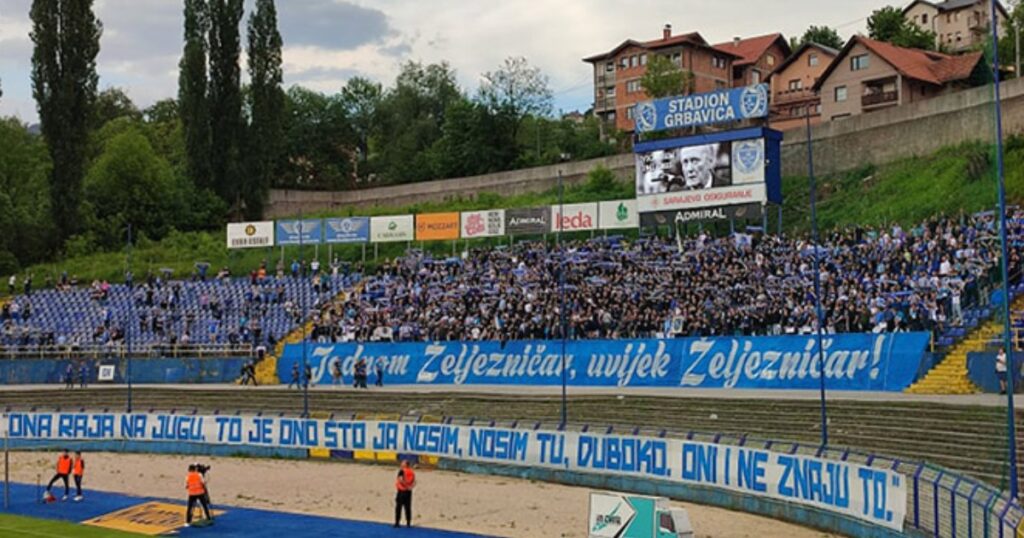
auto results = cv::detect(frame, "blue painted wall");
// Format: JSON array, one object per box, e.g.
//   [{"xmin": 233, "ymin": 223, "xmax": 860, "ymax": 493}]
[
  {"xmin": 967, "ymin": 351, "xmax": 1024, "ymax": 393},
  {"xmin": 0, "ymin": 357, "xmax": 248, "ymax": 385}
]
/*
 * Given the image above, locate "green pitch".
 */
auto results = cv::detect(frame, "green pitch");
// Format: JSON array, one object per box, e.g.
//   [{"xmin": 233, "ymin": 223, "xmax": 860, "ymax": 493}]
[{"xmin": 0, "ymin": 513, "xmax": 146, "ymax": 537}]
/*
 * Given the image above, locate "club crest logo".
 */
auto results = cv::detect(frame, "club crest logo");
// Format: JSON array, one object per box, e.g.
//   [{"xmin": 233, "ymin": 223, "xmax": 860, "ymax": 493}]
[
  {"xmin": 635, "ymin": 101, "xmax": 657, "ymax": 132},
  {"xmin": 739, "ymin": 85, "xmax": 768, "ymax": 118},
  {"xmin": 733, "ymin": 140, "xmax": 763, "ymax": 175}
]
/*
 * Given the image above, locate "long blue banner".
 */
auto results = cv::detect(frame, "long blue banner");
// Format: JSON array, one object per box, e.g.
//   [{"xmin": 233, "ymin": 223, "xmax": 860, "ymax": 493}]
[
  {"xmin": 276, "ymin": 219, "xmax": 322, "ymax": 245},
  {"xmin": 633, "ymin": 84, "xmax": 770, "ymax": 133},
  {"xmin": 1, "ymin": 411, "xmax": 907, "ymax": 531},
  {"xmin": 324, "ymin": 217, "xmax": 370, "ymax": 244},
  {"xmin": 279, "ymin": 333, "xmax": 929, "ymax": 391}
]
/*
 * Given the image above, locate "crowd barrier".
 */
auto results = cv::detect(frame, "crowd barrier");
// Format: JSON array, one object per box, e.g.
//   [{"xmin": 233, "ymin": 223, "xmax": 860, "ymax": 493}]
[
  {"xmin": 0, "ymin": 356, "xmax": 248, "ymax": 384},
  {"xmin": 279, "ymin": 332, "xmax": 931, "ymax": 391},
  {"xmin": 3, "ymin": 409, "xmax": 1018, "ymax": 537}
]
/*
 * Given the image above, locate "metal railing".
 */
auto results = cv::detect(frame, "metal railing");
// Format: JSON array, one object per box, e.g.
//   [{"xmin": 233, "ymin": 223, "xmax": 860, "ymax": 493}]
[
  {"xmin": 0, "ymin": 343, "xmax": 255, "ymax": 360},
  {"xmin": 862, "ymin": 91, "xmax": 899, "ymax": 107}
]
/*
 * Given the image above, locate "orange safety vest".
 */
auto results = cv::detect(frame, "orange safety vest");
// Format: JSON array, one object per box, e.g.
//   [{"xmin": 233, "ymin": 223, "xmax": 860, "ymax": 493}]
[
  {"xmin": 395, "ymin": 467, "xmax": 416, "ymax": 492},
  {"xmin": 186, "ymin": 472, "xmax": 206, "ymax": 496},
  {"xmin": 56, "ymin": 455, "xmax": 72, "ymax": 475},
  {"xmin": 73, "ymin": 458, "xmax": 85, "ymax": 476}
]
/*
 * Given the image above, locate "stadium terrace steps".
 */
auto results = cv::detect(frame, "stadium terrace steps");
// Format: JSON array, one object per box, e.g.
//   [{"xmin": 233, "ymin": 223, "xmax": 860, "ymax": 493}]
[
  {"xmin": 2, "ymin": 387, "xmax": 1020, "ymax": 493},
  {"xmin": 253, "ymin": 283, "xmax": 360, "ymax": 386},
  {"xmin": 907, "ymin": 319, "xmax": 1010, "ymax": 395}
]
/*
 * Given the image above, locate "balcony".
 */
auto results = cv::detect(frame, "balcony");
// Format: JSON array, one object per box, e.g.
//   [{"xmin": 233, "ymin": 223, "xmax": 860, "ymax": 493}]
[
  {"xmin": 773, "ymin": 88, "xmax": 816, "ymax": 106},
  {"xmin": 861, "ymin": 91, "xmax": 898, "ymax": 107}
]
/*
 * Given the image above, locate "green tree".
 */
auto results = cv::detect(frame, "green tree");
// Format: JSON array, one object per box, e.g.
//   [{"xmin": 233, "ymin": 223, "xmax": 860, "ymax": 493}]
[
  {"xmin": 374, "ymin": 61, "xmax": 461, "ymax": 184},
  {"xmin": 868, "ymin": 5, "xmax": 937, "ymax": 50},
  {"xmin": 339, "ymin": 77, "xmax": 382, "ymax": 168},
  {"xmin": 246, "ymin": 0, "xmax": 284, "ymax": 219},
  {"xmin": 179, "ymin": 0, "xmax": 212, "ymax": 194},
  {"xmin": 477, "ymin": 56, "xmax": 552, "ymax": 150},
  {"xmin": 639, "ymin": 54, "xmax": 692, "ymax": 98},
  {"xmin": 83, "ymin": 128, "xmax": 184, "ymax": 248},
  {"xmin": 793, "ymin": 25, "xmax": 844, "ymax": 50},
  {"xmin": 279, "ymin": 86, "xmax": 352, "ymax": 190},
  {"xmin": 208, "ymin": 0, "xmax": 244, "ymax": 211},
  {"xmin": 0, "ymin": 118, "xmax": 54, "ymax": 270},
  {"xmin": 30, "ymin": 0, "xmax": 103, "ymax": 245},
  {"xmin": 92, "ymin": 87, "xmax": 140, "ymax": 130}
]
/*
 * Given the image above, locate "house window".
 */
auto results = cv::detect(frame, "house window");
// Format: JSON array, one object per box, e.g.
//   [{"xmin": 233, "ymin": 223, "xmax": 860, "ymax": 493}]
[
  {"xmin": 627, "ymin": 106, "xmax": 635, "ymax": 120},
  {"xmin": 808, "ymin": 53, "xmax": 819, "ymax": 67},
  {"xmin": 630, "ymin": 55, "xmax": 638, "ymax": 68},
  {"xmin": 922, "ymin": 13, "xmax": 928, "ymax": 23},
  {"xmin": 947, "ymin": 33, "xmax": 953, "ymax": 43},
  {"xmin": 831, "ymin": 113, "xmax": 851, "ymax": 121},
  {"xmin": 620, "ymin": 57, "xmax": 629, "ymax": 69},
  {"xmin": 751, "ymin": 70, "xmax": 761, "ymax": 83},
  {"xmin": 640, "ymin": 53, "xmax": 647, "ymax": 66},
  {"xmin": 671, "ymin": 52, "xmax": 682, "ymax": 66},
  {"xmin": 608, "ymin": 111, "xmax": 616, "ymax": 121},
  {"xmin": 626, "ymin": 80, "xmax": 641, "ymax": 93},
  {"xmin": 835, "ymin": 85, "xmax": 848, "ymax": 102},
  {"xmin": 606, "ymin": 86, "xmax": 616, "ymax": 97},
  {"xmin": 946, "ymin": 13, "xmax": 951, "ymax": 23},
  {"xmin": 713, "ymin": 56, "xmax": 727, "ymax": 69},
  {"xmin": 851, "ymin": 54, "xmax": 869, "ymax": 71},
  {"xmin": 605, "ymin": 62, "xmax": 614, "ymax": 73},
  {"xmin": 955, "ymin": 31, "xmax": 962, "ymax": 42},
  {"xmin": 816, "ymin": 103, "xmax": 822, "ymax": 114},
  {"xmin": 788, "ymin": 79, "xmax": 802, "ymax": 90},
  {"xmin": 766, "ymin": 54, "xmax": 775, "ymax": 66}
]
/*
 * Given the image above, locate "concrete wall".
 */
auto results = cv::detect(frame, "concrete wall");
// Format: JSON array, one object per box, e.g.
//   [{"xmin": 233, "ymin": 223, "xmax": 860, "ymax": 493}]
[{"xmin": 266, "ymin": 77, "xmax": 1024, "ymax": 217}]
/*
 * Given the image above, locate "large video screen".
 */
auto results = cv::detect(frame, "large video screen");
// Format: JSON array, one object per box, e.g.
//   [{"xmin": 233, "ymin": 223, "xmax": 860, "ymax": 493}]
[{"xmin": 635, "ymin": 139, "xmax": 763, "ymax": 195}]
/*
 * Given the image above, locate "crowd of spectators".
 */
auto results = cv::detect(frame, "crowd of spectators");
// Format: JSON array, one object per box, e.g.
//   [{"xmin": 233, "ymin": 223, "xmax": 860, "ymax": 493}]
[{"xmin": 311, "ymin": 210, "xmax": 1024, "ymax": 343}]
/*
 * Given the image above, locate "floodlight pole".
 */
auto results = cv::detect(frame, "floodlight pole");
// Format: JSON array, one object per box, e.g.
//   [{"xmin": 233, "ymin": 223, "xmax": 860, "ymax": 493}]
[
  {"xmin": 126, "ymin": 223, "xmax": 133, "ymax": 414},
  {"xmin": 990, "ymin": 0, "xmax": 1019, "ymax": 500},
  {"xmin": 558, "ymin": 164, "xmax": 568, "ymax": 428},
  {"xmin": 300, "ymin": 212, "xmax": 310, "ymax": 418},
  {"xmin": 805, "ymin": 109, "xmax": 828, "ymax": 449}
]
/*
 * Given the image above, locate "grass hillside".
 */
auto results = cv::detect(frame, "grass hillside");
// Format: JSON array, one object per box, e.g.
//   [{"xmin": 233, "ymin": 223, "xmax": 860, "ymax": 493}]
[{"xmin": 12, "ymin": 139, "xmax": 1024, "ymax": 286}]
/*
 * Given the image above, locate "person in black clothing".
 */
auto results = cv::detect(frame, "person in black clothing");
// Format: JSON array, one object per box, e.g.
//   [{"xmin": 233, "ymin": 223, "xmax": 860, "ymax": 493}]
[
  {"xmin": 354, "ymin": 358, "xmax": 368, "ymax": 389},
  {"xmin": 375, "ymin": 363, "xmax": 384, "ymax": 387},
  {"xmin": 303, "ymin": 362, "xmax": 313, "ymax": 389},
  {"xmin": 288, "ymin": 363, "xmax": 300, "ymax": 389}
]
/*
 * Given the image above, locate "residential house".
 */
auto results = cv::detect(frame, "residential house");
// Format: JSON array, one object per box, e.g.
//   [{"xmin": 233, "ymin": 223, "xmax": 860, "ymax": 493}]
[
  {"xmin": 713, "ymin": 33, "xmax": 792, "ymax": 87},
  {"xmin": 582, "ymin": 24, "xmax": 740, "ymax": 132},
  {"xmin": 903, "ymin": 0, "xmax": 1007, "ymax": 53},
  {"xmin": 767, "ymin": 42, "xmax": 839, "ymax": 131},
  {"xmin": 813, "ymin": 35, "xmax": 984, "ymax": 122}
]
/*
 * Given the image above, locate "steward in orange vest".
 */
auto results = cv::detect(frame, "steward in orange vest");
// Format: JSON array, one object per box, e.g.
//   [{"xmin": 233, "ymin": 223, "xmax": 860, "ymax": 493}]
[
  {"xmin": 45, "ymin": 449, "xmax": 72, "ymax": 500},
  {"xmin": 394, "ymin": 460, "xmax": 416, "ymax": 528},
  {"xmin": 72, "ymin": 451, "xmax": 85, "ymax": 501},
  {"xmin": 184, "ymin": 465, "xmax": 212, "ymax": 526}
]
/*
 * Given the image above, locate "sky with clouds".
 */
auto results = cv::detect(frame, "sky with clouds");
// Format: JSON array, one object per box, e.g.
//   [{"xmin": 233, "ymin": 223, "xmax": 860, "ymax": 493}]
[{"xmin": 0, "ymin": 0, "xmax": 893, "ymax": 123}]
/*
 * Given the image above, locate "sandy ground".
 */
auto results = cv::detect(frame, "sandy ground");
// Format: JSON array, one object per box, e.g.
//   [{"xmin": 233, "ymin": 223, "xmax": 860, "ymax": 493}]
[{"xmin": 7, "ymin": 452, "xmax": 838, "ymax": 538}]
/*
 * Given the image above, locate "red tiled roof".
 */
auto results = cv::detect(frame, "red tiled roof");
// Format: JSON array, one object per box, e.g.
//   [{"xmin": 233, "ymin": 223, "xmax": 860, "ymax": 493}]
[
  {"xmin": 583, "ymin": 31, "xmax": 742, "ymax": 62},
  {"xmin": 712, "ymin": 33, "xmax": 788, "ymax": 66},
  {"xmin": 857, "ymin": 36, "xmax": 982, "ymax": 84}
]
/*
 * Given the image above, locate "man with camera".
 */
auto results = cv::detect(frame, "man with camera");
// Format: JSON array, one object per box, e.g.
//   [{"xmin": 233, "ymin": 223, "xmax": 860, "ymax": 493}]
[{"xmin": 185, "ymin": 463, "xmax": 213, "ymax": 527}]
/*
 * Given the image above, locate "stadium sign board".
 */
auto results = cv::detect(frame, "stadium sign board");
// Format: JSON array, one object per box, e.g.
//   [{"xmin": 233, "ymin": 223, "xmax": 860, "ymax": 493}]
[
  {"xmin": 415, "ymin": 212, "xmax": 460, "ymax": 241},
  {"xmin": 461, "ymin": 209, "xmax": 505, "ymax": 238},
  {"xmin": 275, "ymin": 219, "xmax": 322, "ymax": 245},
  {"xmin": 226, "ymin": 221, "xmax": 274, "ymax": 249},
  {"xmin": 370, "ymin": 215, "xmax": 414, "ymax": 243},
  {"xmin": 505, "ymin": 207, "xmax": 551, "ymax": 235},
  {"xmin": 633, "ymin": 84, "xmax": 769, "ymax": 133},
  {"xmin": 2, "ymin": 410, "xmax": 906, "ymax": 532},
  {"xmin": 551, "ymin": 202, "xmax": 599, "ymax": 232},
  {"xmin": 639, "ymin": 202, "xmax": 763, "ymax": 227},
  {"xmin": 597, "ymin": 200, "xmax": 638, "ymax": 230},
  {"xmin": 634, "ymin": 127, "xmax": 782, "ymax": 214},
  {"xmin": 324, "ymin": 217, "xmax": 370, "ymax": 244}
]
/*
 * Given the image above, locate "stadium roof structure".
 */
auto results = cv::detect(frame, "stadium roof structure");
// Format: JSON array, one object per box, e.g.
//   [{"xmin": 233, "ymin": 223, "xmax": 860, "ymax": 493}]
[
  {"xmin": 812, "ymin": 35, "xmax": 984, "ymax": 91},
  {"xmin": 712, "ymin": 33, "xmax": 792, "ymax": 67},
  {"xmin": 582, "ymin": 31, "xmax": 743, "ymax": 63}
]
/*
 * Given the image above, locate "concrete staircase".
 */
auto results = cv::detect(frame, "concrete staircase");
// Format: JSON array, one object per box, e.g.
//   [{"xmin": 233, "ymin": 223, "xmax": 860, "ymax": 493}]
[
  {"xmin": 253, "ymin": 282, "xmax": 363, "ymax": 385},
  {"xmin": 908, "ymin": 294, "xmax": 1024, "ymax": 395}
]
